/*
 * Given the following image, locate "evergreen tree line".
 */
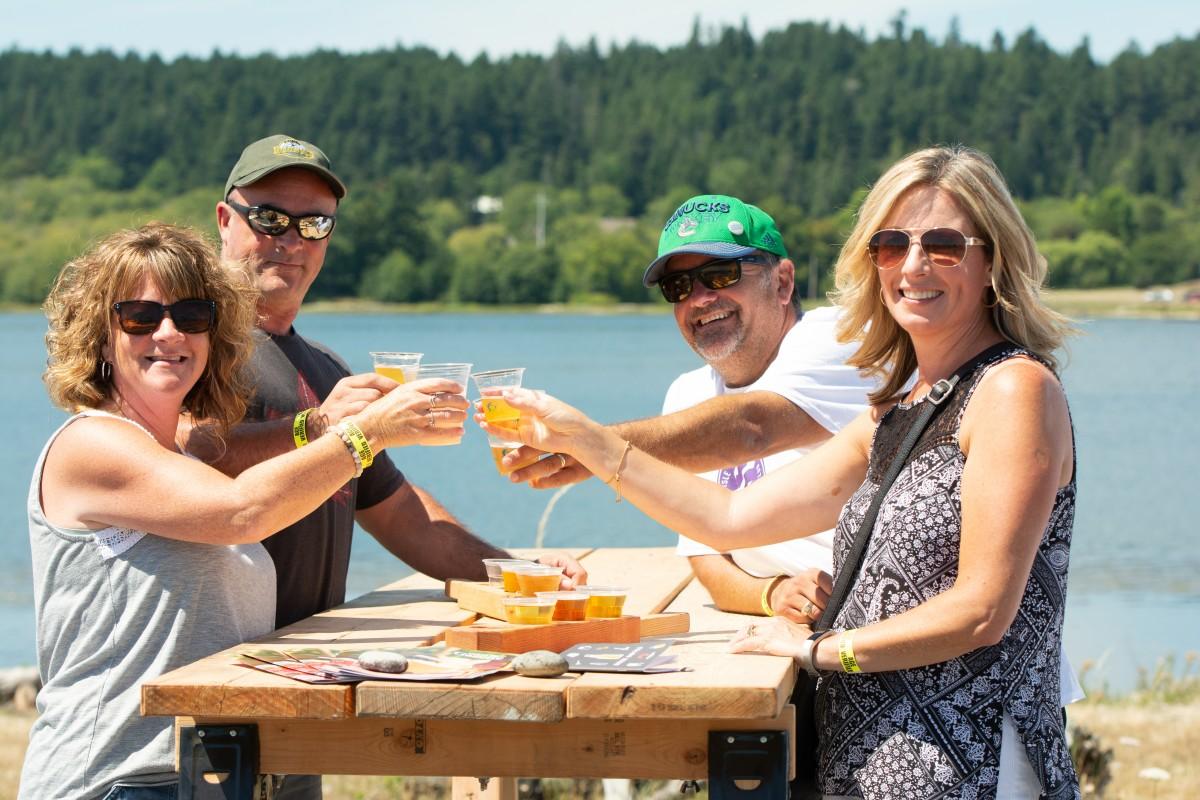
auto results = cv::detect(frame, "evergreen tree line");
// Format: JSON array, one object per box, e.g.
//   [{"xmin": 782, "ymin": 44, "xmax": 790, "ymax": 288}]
[{"xmin": 1, "ymin": 20, "xmax": 1198, "ymax": 304}]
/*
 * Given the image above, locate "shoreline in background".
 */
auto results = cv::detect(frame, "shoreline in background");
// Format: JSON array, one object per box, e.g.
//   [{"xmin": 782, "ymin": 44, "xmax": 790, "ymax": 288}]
[{"xmin": 4, "ymin": 283, "xmax": 1199, "ymax": 319}]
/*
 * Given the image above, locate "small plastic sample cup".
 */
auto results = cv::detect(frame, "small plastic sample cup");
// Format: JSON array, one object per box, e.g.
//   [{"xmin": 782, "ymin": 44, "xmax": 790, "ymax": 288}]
[
  {"xmin": 482, "ymin": 558, "xmax": 533, "ymax": 587},
  {"xmin": 502, "ymin": 596, "xmax": 556, "ymax": 625},
  {"xmin": 582, "ymin": 586, "xmax": 628, "ymax": 618},
  {"xmin": 513, "ymin": 564, "xmax": 564, "ymax": 597},
  {"xmin": 498, "ymin": 562, "xmax": 539, "ymax": 593},
  {"xmin": 536, "ymin": 591, "xmax": 589, "ymax": 621},
  {"xmin": 370, "ymin": 352, "xmax": 422, "ymax": 384}
]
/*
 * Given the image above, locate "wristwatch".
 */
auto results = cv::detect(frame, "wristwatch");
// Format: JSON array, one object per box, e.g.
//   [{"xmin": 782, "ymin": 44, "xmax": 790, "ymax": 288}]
[{"xmin": 799, "ymin": 629, "xmax": 838, "ymax": 678}]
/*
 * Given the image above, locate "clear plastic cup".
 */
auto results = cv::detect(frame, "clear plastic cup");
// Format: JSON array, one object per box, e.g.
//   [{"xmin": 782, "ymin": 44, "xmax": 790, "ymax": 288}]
[
  {"xmin": 472, "ymin": 368, "xmax": 527, "ymax": 475},
  {"xmin": 416, "ymin": 363, "xmax": 473, "ymax": 445},
  {"xmin": 582, "ymin": 586, "xmax": 628, "ymax": 618},
  {"xmin": 513, "ymin": 564, "xmax": 564, "ymax": 597},
  {"xmin": 369, "ymin": 352, "xmax": 422, "ymax": 383},
  {"xmin": 503, "ymin": 596, "xmax": 556, "ymax": 625},
  {"xmin": 536, "ymin": 591, "xmax": 589, "ymax": 621},
  {"xmin": 482, "ymin": 558, "xmax": 534, "ymax": 587}
]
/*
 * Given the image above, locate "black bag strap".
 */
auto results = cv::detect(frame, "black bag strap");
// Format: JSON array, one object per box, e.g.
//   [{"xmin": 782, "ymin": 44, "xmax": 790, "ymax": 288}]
[{"xmin": 814, "ymin": 341, "xmax": 1012, "ymax": 632}]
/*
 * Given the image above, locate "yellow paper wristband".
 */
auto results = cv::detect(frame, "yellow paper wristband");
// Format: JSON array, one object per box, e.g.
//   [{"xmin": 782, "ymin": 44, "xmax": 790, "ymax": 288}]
[
  {"xmin": 339, "ymin": 421, "xmax": 375, "ymax": 469},
  {"xmin": 293, "ymin": 408, "xmax": 313, "ymax": 448},
  {"xmin": 760, "ymin": 575, "xmax": 785, "ymax": 617},
  {"xmin": 838, "ymin": 630, "xmax": 861, "ymax": 673}
]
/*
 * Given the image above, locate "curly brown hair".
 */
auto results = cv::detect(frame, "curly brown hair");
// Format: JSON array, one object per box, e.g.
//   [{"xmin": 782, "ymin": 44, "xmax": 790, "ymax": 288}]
[{"xmin": 43, "ymin": 223, "xmax": 259, "ymax": 433}]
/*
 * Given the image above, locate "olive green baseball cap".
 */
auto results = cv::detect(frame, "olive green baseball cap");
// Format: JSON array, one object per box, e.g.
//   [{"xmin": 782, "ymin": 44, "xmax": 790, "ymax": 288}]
[
  {"xmin": 224, "ymin": 134, "xmax": 347, "ymax": 200},
  {"xmin": 643, "ymin": 194, "xmax": 787, "ymax": 286}
]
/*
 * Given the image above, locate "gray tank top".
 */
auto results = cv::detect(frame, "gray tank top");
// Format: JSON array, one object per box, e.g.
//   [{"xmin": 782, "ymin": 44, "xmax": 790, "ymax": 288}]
[{"xmin": 21, "ymin": 411, "xmax": 276, "ymax": 800}]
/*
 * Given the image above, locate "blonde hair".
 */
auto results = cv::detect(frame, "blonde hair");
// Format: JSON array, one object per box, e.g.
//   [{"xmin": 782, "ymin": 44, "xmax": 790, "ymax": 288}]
[
  {"xmin": 832, "ymin": 145, "xmax": 1077, "ymax": 404},
  {"xmin": 43, "ymin": 223, "xmax": 259, "ymax": 433}
]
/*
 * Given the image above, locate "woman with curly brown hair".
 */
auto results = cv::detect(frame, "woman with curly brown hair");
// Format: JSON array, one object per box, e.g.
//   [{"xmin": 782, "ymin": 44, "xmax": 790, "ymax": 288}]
[{"xmin": 22, "ymin": 223, "xmax": 465, "ymax": 800}]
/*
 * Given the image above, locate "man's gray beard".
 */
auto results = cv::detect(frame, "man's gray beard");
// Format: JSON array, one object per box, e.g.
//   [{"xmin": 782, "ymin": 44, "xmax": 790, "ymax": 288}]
[{"xmin": 692, "ymin": 323, "xmax": 746, "ymax": 363}]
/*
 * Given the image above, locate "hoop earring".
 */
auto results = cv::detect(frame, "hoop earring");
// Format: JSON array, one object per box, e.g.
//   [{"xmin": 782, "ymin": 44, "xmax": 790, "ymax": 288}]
[
  {"xmin": 983, "ymin": 285, "xmax": 1000, "ymax": 308},
  {"xmin": 878, "ymin": 285, "xmax": 887, "ymax": 306},
  {"xmin": 100, "ymin": 361, "xmax": 113, "ymax": 382}
]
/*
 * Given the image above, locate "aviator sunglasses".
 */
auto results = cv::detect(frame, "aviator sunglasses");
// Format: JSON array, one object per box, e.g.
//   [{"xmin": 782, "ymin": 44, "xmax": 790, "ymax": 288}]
[
  {"xmin": 658, "ymin": 256, "xmax": 771, "ymax": 303},
  {"xmin": 225, "ymin": 199, "xmax": 337, "ymax": 241},
  {"xmin": 868, "ymin": 228, "xmax": 988, "ymax": 269},
  {"xmin": 112, "ymin": 299, "xmax": 216, "ymax": 335}
]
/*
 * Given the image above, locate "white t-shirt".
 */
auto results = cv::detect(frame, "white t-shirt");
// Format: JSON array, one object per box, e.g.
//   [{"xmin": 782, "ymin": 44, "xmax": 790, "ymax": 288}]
[{"xmin": 666, "ymin": 305, "xmax": 874, "ymax": 576}]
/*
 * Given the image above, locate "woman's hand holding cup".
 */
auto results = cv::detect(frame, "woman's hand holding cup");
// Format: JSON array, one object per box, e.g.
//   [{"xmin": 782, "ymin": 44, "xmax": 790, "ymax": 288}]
[
  {"xmin": 476, "ymin": 387, "xmax": 613, "ymax": 471},
  {"xmin": 352, "ymin": 377, "xmax": 469, "ymax": 450}
]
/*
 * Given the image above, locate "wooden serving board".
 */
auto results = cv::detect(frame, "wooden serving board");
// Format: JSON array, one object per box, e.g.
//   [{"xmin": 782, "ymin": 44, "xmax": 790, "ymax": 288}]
[
  {"xmin": 443, "ymin": 615, "xmax": 640, "ymax": 653},
  {"xmin": 446, "ymin": 580, "xmax": 514, "ymax": 620}
]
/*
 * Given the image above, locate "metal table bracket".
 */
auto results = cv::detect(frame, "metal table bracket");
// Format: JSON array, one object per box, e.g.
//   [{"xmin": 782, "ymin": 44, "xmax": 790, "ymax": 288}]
[
  {"xmin": 707, "ymin": 730, "xmax": 788, "ymax": 799},
  {"xmin": 179, "ymin": 724, "xmax": 259, "ymax": 799}
]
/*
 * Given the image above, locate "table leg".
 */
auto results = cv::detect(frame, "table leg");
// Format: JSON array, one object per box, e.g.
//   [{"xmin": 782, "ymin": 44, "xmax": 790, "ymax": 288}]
[{"xmin": 451, "ymin": 776, "xmax": 517, "ymax": 799}]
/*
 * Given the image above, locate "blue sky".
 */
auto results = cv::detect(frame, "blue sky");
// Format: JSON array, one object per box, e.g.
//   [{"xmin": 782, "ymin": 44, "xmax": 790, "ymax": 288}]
[{"xmin": 6, "ymin": 1, "xmax": 1198, "ymax": 62}]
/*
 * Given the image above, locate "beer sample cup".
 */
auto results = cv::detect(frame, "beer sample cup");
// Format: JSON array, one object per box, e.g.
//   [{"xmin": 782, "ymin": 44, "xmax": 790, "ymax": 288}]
[
  {"xmin": 370, "ymin": 351, "xmax": 422, "ymax": 384},
  {"xmin": 417, "ymin": 363, "xmax": 473, "ymax": 446},
  {"xmin": 471, "ymin": 368, "xmax": 527, "ymax": 474}
]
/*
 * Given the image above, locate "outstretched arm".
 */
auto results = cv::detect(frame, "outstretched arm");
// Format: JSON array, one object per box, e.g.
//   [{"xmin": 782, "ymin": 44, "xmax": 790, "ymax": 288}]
[{"xmin": 509, "ymin": 391, "xmax": 831, "ymax": 488}]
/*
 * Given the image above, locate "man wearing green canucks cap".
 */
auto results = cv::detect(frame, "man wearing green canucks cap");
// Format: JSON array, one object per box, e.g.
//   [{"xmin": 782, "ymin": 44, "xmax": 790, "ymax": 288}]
[{"xmin": 508, "ymin": 194, "xmax": 877, "ymax": 621}]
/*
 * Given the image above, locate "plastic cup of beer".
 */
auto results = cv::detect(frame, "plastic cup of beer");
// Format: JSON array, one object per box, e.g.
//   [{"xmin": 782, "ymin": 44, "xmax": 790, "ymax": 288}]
[
  {"xmin": 499, "ymin": 562, "xmax": 536, "ymax": 593},
  {"xmin": 536, "ymin": 591, "xmax": 589, "ymax": 621},
  {"xmin": 471, "ymin": 368, "xmax": 526, "ymax": 475},
  {"xmin": 513, "ymin": 564, "xmax": 564, "ymax": 597},
  {"xmin": 483, "ymin": 558, "xmax": 533, "ymax": 588},
  {"xmin": 502, "ymin": 596, "xmax": 556, "ymax": 625},
  {"xmin": 370, "ymin": 352, "xmax": 422, "ymax": 383},
  {"xmin": 582, "ymin": 586, "xmax": 628, "ymax": 618},
  {"xmin": 416, "ymin": 362, "xmax": 473, "ymax": 445}
]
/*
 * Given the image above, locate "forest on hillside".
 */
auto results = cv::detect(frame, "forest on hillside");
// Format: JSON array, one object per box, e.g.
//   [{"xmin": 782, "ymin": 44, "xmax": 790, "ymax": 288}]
[{"xmin": 2, "ymin": 18, "xmax": 1198, "ymax": 304}]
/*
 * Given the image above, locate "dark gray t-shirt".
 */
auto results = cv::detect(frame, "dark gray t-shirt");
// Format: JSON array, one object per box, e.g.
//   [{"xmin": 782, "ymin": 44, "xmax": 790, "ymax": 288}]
[{"xmin": 245, "ymin": 329, "xmax": 406, "ymax": 628}]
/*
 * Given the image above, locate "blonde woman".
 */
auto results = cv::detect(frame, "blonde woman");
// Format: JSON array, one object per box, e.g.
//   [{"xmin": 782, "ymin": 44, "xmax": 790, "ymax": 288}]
[
  {"xmin": 483, "ymin": 146, "xmax": 1079, "ymax": 798},
  {"xmin": 24, "ymin": 223, "xmax": 465, "ymax": 800}
]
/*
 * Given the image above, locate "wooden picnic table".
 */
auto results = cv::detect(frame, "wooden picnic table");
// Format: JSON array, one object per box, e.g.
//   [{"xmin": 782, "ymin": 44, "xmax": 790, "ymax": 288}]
[{"xmin": 142, "ymin": 547, "xmax": 799, "ymax": 798}]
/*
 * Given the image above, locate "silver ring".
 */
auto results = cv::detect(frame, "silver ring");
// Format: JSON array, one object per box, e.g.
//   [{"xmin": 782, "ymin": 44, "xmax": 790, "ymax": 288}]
[
  {"xmin": 802, "ymin": 601, "xmax": 816, "ymax": 618},
  {"xmin": 555, "ymin": 453, "xmax": 568, "ymax": 470},
  {"xmin": 427, "ymin": 410, "xmax": 437, "ymax": 427}
]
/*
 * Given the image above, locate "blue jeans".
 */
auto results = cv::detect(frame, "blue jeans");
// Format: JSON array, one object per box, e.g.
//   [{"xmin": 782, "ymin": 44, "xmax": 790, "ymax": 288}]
[{"xmin": 101, "ymin": 783, "xmax": 177, "ymax": 800}]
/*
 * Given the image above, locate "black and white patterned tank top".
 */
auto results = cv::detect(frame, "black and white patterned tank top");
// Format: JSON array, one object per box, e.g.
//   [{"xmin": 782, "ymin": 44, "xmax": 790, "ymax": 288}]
[{"xmin": 816, "ymin": 345, "xmax": 1079, "ymax": 799}]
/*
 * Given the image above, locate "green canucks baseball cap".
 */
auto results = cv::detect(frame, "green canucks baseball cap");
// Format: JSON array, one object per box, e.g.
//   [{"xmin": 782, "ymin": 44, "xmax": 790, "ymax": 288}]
[
  {"xmin": 224, "ymin": 134, "xmax": 347, "ymax": 200},
  {"xmin": 643, "ymin": 194, "xmax": 787, "ymax": 287}
]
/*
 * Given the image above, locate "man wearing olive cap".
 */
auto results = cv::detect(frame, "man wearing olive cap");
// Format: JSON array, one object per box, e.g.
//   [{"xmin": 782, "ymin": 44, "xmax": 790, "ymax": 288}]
[{"xmin": 510, "ymin": 194, "xmax": 875, "ymax": 621}]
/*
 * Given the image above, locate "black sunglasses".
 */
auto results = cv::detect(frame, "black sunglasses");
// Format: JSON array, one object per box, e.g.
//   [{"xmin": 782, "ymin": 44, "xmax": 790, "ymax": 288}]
[
  {"xmin": 868, "ymin": 228, "xmax": 988, "ymax": 269},
  {"xmin": 112, "ymin": 299, "xmax": 216, "ymax": 335},
  {"xmin": 225, "ymin": 199, "xmax": 337, "ymax": 241},
  {"xmin": 658, "ymin": 256, "xmax": 770, "ymax": 304}
]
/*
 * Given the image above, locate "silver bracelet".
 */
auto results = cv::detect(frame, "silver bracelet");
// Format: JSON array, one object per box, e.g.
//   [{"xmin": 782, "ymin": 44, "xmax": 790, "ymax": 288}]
[
  {"xmin": 330, "ymin": 422, "xmax": 364, "ymax": 478},
  {"xmin": 799, "ymin": 629, "xmax": 838, "ymax": 678}
]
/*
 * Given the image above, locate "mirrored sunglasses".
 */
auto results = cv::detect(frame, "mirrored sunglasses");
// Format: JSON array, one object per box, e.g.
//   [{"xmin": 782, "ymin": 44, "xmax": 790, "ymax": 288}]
[
  {"xmin": 225, "ymin": 199, "xmax": 336, "ymax": 240},
  {"xmin": 658, "ymin": 256, "xmax": 770, "ymax": 304}
]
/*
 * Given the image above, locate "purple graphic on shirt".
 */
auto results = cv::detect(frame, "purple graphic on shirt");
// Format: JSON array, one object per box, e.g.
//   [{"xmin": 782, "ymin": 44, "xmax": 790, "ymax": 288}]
[{"xmin": 718, "ymin": 459, "xmax": 766, "ymax": 491}]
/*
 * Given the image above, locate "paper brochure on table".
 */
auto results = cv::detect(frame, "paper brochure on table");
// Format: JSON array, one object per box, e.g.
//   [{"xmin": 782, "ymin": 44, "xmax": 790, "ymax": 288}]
[
  {"xmin": 561, "ymin": 641, "xmax": 688, "ymax": 673},
  {"xmin": 236, "ymin": 645, "xmax": 513, "ymax": 684}
]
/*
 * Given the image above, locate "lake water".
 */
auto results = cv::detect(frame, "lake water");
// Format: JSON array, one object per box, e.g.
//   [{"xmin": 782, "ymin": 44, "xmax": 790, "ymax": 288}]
[{"xmin": 1, "ymin": 311, "xmax": 1196, "ymax": 692}]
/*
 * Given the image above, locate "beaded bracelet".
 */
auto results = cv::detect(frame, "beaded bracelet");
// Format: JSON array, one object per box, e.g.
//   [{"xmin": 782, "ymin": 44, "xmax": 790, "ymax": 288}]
[{"xmin": 337, "ymin": 421, "xmax": 374, "ymax": 469}]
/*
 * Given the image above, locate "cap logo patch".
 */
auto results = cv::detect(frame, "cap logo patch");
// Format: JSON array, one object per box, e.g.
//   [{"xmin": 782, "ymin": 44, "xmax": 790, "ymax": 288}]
[
  {"xmin": 727, "ymin": 221, "xmax": 745, "ymax": 235},
  {"xmin": 273, "ymin": 139, "xmax": 315, "ymax": 160},
  {"xmin": 677, "ymin": 218, "xmax": 699, "ymax": 237}
]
